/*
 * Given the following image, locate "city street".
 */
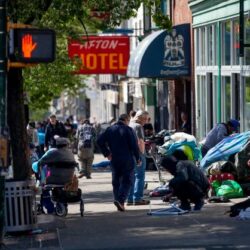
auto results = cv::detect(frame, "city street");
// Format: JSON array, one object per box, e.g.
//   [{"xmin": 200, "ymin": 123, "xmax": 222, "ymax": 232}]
[{"xmin": 3, "ymin": 154, "xmax": 250, "ymax": 250}]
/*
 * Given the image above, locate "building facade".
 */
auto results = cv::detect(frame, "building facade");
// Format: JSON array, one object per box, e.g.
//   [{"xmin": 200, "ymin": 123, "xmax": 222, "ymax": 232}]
[{"xmin": 189, "ymin": 0, "xmax": 250, "ymax": 140}]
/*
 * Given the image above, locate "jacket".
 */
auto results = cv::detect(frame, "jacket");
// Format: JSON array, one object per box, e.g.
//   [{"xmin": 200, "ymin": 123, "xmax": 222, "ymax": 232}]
[
  {"xmin": 45, "ymin": 121, "xmax": 67, "ymax": 148},
  {"xmin": 97, "ymin": 121, "xmax": 140, "ymax": 166},
  {"xmin": 169, "ymin": 160, "xmax": 210, "ymax": 193}
]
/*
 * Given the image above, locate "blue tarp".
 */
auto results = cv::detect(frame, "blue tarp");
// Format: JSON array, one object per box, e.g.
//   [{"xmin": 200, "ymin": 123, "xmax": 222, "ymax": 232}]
[{"xmin": 200, "ymin": 131, "xmax": 250, "ymax": 170}]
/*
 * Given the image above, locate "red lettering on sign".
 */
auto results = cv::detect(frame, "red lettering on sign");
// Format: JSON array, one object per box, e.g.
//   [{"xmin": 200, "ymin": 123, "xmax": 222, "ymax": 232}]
[{"xmin": 68, "ymin": 36, "xmax": 130, "ymax": 74}]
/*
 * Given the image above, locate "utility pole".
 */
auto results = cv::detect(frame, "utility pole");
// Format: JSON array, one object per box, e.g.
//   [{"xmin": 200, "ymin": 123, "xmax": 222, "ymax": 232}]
[{"xmin": 0, "ymin": 0, "xmax": 7, "ymax": 245}]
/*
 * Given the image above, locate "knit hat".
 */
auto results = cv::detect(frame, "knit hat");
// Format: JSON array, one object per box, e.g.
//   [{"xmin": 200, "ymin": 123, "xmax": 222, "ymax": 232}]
[
  {"xmin": 160, "ymin": 156, "xmax": 178, "ymax": 175},
  {"xmin": 229, "ymin": 119, "xmax": 240, "ymax": 132}
]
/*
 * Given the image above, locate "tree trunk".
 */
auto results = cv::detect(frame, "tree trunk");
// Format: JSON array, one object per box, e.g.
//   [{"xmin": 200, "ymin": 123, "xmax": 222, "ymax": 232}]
[{"xmin": 7, "ymin": 67, "xmax": 30, "ymax": 180}]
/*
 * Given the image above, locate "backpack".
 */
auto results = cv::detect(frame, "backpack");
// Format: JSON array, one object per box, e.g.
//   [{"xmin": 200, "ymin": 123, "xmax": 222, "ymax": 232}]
[{"xmin": 79, "ymin": 125, "xmax": 93, "ymax": 148}]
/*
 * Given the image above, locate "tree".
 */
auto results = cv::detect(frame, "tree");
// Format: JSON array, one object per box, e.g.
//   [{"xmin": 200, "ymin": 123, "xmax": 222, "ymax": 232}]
[{"xmin": 7, "ymin": 0, "xmax": 171, "ymax": 180}]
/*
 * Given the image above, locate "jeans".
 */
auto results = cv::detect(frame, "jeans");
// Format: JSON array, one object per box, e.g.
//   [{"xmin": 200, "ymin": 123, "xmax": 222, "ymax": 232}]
[
  {"xmin": 127, "ymin": 154, "xmax": 146, "ymax": 202},
  {"xmin": 111, "ymin": 160, "xmax": 135, "ymax": 204}
]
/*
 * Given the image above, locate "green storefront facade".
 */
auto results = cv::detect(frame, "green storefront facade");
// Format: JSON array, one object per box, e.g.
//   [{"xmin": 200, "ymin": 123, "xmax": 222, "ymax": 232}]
[{"xmin": 189, "ymin": 0, "xmax": 250, "ymax": 140}]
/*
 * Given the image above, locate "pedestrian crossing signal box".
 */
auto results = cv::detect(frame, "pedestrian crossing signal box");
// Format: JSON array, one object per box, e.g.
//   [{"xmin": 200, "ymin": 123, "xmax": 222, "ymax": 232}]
[{"xmin": 12, "ymin": 28, "xmax": 56, "ymax": 63}]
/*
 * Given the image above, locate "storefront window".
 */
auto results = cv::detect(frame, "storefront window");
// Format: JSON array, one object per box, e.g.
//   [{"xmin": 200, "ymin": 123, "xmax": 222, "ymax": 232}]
[
  {"xmin": 213, "ymin": 75, "xmax": 218, "ymax": 124},
  {"xmin": 196, "ymin": 75, "xmax": 206, "ymax": 139},
  {"xmin": 208, "ymin": 25, "xmax": 215, "ymax": 65},
  {"xmin": 195, "ymin": 29, "xmax": 200, "ymax": 66},
  {"xmin": 245, "ymin": 18, "xmax": 250, "ymax": 65},
  {"xmin": 201, "ymin": 27, "xmax": 206, "ymax": 66},
  {"xmin": 222, "ymin": 21, "xmax": 231, "ymax": 65},
  {"xmin": 222, "ymin": 76, "xmax": 231, "ymax": 121},
  {"xmin": 233, "ymin": 19, "xmax": 239, "ymax": 65},
  {"xmin": 245, "ymin": 77, "xmax": 250, "ymax": 130}
]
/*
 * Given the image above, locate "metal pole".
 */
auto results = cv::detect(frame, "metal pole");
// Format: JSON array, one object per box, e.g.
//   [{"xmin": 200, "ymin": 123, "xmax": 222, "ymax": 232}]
[
  {"xmin": 239, "ymin": 0, "xmax": 245, "ymax": 132},
  {"xmin": 0, "ymin": 0, "xmax": 7, "ymax": 244}
]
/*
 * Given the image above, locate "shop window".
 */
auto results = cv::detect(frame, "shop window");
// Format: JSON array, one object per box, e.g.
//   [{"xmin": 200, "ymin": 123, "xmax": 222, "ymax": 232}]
[
  {"xmin": 201, "ymin": 27, "xmax": 206, "ymax": 65},
  {"xmin": 196, "ymin": 75, "xmax": 206, "ymax": 139},
  {"xmin": 233, "ymin": 19, "xmax": 240, "ymax": 65},
  {"xmin": 212, "ymin": 75, "xmax": 218, "ymax": 123},
  {"xmin": 245, "ymin": 77, "xmax": 250, "ymax": 130},
  {"xmin": 222, "ymin": 21, "xmax": 231, "ymax": 65},
  {"xmin": 245, "ymin": 18, "xmax": 250, "ymax": 65},
  {"xmin": 222, "ymin": 76, "xmax": 231, "ymax": 121},
  {"xmin": 208, "ymin": 25, "xmax": 215, "ymax": 65},
  {"xmin": 194, "ymin": 29, "xmax": 200, "ymax": 66}
]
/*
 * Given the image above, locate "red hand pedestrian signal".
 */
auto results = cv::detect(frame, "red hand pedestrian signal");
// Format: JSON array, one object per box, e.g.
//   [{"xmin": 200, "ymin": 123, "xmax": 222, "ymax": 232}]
[
  {"xmin": 22, "ymin": 34, "xmax": 37, "ymax": 58},
  {"xmin": 15, "ymin": 28, "xmax": 56, "ymax": 63}
]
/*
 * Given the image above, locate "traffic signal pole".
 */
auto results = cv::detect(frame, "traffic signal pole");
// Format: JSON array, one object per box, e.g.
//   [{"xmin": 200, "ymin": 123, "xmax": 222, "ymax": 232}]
[{"xmin": 0, "ymin": 0, "xmax": 7, "ymax": 244}]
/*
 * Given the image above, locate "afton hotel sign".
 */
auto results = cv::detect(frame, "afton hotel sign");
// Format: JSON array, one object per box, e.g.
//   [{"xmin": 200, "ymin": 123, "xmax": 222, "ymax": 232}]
[{"xmin": 68, "ymin": 36, "xmax": 130, "ymax": 74}]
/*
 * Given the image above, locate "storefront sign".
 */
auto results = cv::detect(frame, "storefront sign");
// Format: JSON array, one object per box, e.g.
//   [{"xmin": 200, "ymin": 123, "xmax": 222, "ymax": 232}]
[
  {"xmin": 127, "ymin": 24, "xmax": 191, "ymax": 78},
  {"xmin": 68, "ymin": 36, "xmax": 130, "ymax": 74}
]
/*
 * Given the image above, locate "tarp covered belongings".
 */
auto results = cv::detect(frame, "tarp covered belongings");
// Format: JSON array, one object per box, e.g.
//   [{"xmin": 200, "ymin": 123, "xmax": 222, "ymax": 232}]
[
  {"xmin": 200, "ymin": 131, "xmax": 250, "ymax": 170},
  {"xmin": 158, "ymin": 132, "xmax": 201, "ymax": 161}
]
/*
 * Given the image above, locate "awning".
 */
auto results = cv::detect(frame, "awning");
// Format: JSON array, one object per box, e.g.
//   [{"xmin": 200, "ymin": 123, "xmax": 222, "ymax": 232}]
[{"xmin": 126, "ymin": 24, "xmax": 191, "ymax": 78}]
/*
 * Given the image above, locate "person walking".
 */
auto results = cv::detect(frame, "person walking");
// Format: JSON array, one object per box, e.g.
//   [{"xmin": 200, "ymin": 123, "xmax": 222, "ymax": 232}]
[
  {"xmin": 161, "ymin": 155, "xmax": 210, "ymax": 211},
  {"xmin": 44, "ymin": 114, "xmax": 67, "ymax": 151},
  {"xmin": 97, "ymin": 114, "xmax": 141, "ymax": 212},
  {"xmin": 127, "ymin": 110, "xmax": 150, "ymax": 206},
  {"xmin": 76, "ymin": 119, "xmax": 96, "ymax": 179},
  {"xmin": 201, "ymin": 119, "xmax": 240, "ymax": 157}
]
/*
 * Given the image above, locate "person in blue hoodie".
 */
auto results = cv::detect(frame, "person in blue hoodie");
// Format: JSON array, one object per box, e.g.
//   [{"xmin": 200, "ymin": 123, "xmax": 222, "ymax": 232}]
[
  {"xmin": 97, "ymin": 114, "xmax": 140, "ymax": 212},
  {"xmin": 201, "ymin": 119, "xmax": 240, "ymax": 157}
]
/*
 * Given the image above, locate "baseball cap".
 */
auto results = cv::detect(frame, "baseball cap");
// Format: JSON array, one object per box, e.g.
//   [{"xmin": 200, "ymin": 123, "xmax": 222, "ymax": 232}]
[{"xmin": 229, "ymin": 119, "xmax": 240, "ymax": 132}]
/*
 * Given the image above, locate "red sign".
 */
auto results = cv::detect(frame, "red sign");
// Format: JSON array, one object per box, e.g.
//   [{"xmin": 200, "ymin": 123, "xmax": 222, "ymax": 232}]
[{"xmin": 68, "ymin": 36, "xmax": 130, "ymax": 74}]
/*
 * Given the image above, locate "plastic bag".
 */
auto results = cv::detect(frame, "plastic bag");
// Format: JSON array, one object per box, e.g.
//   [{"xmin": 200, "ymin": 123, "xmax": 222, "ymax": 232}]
[{"xmin": 216, "ymin": 180, "xmax": 244, "ymax": 198}]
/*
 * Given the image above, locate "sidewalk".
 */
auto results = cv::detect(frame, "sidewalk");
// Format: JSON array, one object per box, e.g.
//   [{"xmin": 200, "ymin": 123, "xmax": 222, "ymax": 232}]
[{"xmin": 2, "ymin": 154, "xmax": 250, "ymax": 249}]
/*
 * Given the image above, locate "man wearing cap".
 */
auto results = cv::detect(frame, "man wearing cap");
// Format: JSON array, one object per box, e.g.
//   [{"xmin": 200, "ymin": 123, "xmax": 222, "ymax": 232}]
[
  {"xmin": 44, "ymin": 114, "xmax": 67, "ymax": 151},
  {"xmin": 201, "ymin": 119, "xmax": 240, "ymax": 157},
  {"xmin": 127, "ymin": 110, "xmax": 150, "ymax": 206},
  {"xmin": 97, "ymin": 114, "xmax": 140, "ymax": 212}
]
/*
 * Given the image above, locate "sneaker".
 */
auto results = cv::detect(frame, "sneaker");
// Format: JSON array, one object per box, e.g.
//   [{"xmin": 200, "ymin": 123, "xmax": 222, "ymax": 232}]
[
  {"xmin": 134, "ymin": 199, "xmax": 150, "ymax": 206},
  {"xmin": 78, "ymin": 173, "xmax": 85, "ymax": 179},
  {"xmin": 126, "ymin": 201, "xmax": 134, "ymax": 206},
  {"xmin": 193, "ymin": 200, "xmax": 204, "ymax": 211},
  {"xmin": 114, "ymin": 201, "xmax": 125, "ymax": 212},
  {"xmin": 179, "ymin": 202, "xmax": 191, "ymax": 211}
]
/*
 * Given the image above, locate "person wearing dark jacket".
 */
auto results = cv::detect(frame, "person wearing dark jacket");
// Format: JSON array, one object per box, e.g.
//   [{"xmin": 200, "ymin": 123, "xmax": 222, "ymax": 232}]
[
  {"xmin": 44, "ymin": 114, "xmax": 67, "ymax": 151},
  {"xmin": 97, "ymin": 114, "xmax": 141, "ymax": 212},
  {"xmin": 161, "ymin": 156, "xmax": 210, "ymax": 211}
]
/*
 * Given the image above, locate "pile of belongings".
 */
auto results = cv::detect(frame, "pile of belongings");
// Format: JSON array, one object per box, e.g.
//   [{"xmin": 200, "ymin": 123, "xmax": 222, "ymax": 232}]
[
  {"xmin": 200, "ymin": 131, "xmax": 250, "ymax": 170},
  {"xmin": 158, "ymin": 132, "xmax": 201, "ymax": 161},
  {"xmin": 149, "ymin": 184, "xmax": 171, "ymax": 197},
  {"xmin": 207, "ymin": 161, "xmax": 244, "ymax": 199}
]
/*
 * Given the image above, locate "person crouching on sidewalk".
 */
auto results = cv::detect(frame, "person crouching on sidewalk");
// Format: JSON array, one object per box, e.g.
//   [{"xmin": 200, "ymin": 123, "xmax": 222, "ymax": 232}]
[{"xmin": 161, "ymin": 155, "xmax": 210, "ymax": 211}]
